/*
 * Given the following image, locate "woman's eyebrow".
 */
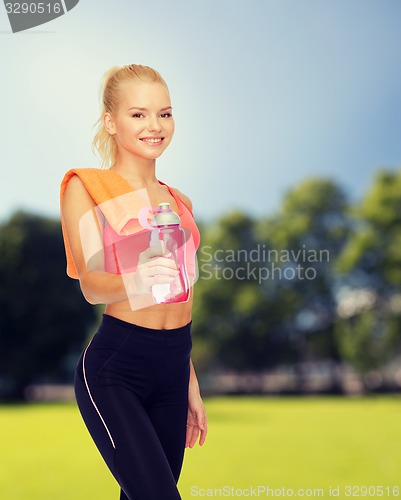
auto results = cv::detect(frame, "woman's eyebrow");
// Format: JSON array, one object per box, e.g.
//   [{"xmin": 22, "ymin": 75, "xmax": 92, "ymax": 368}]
[{"xmin": 128, "ymin": 106, "xmax": 173, "ymax": 111}]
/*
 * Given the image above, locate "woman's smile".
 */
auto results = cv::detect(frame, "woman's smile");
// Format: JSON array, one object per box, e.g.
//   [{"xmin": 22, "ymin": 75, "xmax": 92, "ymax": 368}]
[{"xmin": 140, "ymin": 136, "xmax": 165, "ymax": 146}]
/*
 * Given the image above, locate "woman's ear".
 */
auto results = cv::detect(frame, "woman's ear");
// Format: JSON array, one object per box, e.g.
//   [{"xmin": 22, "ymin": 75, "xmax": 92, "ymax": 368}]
[{"xmin": 103, "ymin": 112, "xmax": 116, "ymax": 135}]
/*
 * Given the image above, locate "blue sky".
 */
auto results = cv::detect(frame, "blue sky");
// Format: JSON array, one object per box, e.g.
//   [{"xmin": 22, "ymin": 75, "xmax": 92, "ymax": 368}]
[{"xmin": 0, "ymin": 0, "xmax": 400, "ymax": 222}]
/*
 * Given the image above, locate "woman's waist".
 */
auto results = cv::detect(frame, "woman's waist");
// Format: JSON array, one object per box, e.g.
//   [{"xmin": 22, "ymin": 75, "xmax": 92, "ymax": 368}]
[{"xmin": 104, "ymin": 300, "xmax": 192, "ymax": 331}]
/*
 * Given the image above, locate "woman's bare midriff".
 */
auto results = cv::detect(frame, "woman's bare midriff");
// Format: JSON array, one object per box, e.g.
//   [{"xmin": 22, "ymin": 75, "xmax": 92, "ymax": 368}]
[{"xmin": 104, "ymin": 292, "xmax": 194, "ymax": 330}]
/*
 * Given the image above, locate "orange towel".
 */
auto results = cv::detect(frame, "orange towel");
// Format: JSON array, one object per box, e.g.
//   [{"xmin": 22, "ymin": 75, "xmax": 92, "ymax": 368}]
[
  {"xmin": 60, "ymin": 168, "xmax": 155, "ymax": 279},
  {"xmin": 60, "ymin": 168, "xmax": 199, "ymax": 280}
]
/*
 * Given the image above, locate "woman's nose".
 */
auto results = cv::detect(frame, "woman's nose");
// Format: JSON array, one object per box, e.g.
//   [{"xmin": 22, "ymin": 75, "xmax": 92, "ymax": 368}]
[{"xmin": 147, "ymin": 115, "xmax": 161, "ymax": 132}]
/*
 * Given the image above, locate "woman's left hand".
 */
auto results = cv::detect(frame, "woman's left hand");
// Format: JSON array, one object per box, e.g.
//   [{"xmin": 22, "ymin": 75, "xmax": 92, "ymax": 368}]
[{"xmin": 186, "ymin": 391, "xmax": 208, "ymax": 448}]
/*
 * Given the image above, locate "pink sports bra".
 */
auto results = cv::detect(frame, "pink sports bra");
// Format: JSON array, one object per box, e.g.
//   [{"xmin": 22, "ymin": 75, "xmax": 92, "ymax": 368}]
[
  {"xmin": 60, "ymin": 168, "xmax": 200, "ymax": 279},
  {"xmin": 102, "ymin": 181, "xmax": 200, "ymax": 276}
]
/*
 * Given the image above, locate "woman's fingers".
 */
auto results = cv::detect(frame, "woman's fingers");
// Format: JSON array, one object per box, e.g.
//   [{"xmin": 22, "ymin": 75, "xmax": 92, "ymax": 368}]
[
  {"xmin": 139, "ymin": 246, "xmax": 167, "ymax": 260},
  {"xmin": 138, "ymin": 265, "xmax": 179, "ymax": 286},
  {"xmin": 185, "ymin": 424, "xmax": 195, "ymax": 448},
  {"xmin": 185, "ymin": 409, "xmax": 208, "ymax": 448},
  {"xmin": 197, "ymin": 411, "xmax": 208, "ymax": 446},
  {"xmin": 148, "ymin": 256, "xmax": 179, "ymax": 270},
  {"xmin": 144, "ymin": 263, "xmax": 180, "ymax": 276},
  {"xmin": 189, "ymin": 429, "xmax": 198, "ymax": 448},
  {"xmin": 137, "ymin": 256, "xmax": 179, "ymax": 284},
  {"xmin": 185, "ymin": 425, "xmax": 192, "ymax": 448},
  {"xmin": 138, "ymin": 247, "xmax": 175, "ymax": 264},
  {"xmin": 134, "ymin": 248, "xmax": 182, "ymax": 295},
  {"xmin": 139, "ymin": 255, "xmax": 179, "ymax": 273},
  {"xmin": 199, "ymin": 425, "xmax": 208, "ymax": 446},
  {"xmin": 186, "ymin": 424, "xmax": 199, "ymax": 448}
]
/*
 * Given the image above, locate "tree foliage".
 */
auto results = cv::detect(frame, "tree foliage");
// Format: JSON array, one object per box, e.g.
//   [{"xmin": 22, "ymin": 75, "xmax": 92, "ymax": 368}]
[
  {"xmin": 193, "ymin": 171, "xmax": 401, "ymax": 383},
  {"xmin": 336, "ymin": 170, "xmax": 401, "ymax": 288},
  {"xmin": 0, "ymin": 211, "xmax": 96, "ymax": 400},
  {"xmin": 332, "ymin": 170, "xmax": 401, "ymax": 376},
  {"xmin": 2, "ymin": 168, "xmax": 401, "ymax": 398}
]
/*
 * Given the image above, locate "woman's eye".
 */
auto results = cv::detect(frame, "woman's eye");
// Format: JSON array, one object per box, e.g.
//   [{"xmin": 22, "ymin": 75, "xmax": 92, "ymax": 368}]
[
  {"xmin": 132, "ymin": 113, "xmax": 144, "ymax": 118},
  {"xmin": 160, "ymin": 113, "xmax": 172, "ymax": 118}
]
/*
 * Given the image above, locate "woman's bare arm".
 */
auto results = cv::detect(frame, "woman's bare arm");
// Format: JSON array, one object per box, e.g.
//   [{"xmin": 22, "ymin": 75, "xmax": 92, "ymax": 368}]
[{"xmin": 61, "ymin": 175, "xmax": 178, "ymax": 306}]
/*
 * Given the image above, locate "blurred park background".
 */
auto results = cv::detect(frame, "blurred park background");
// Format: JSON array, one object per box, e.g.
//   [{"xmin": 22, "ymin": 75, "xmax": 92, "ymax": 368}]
[
  {"xmin": 2, "ymin": 169, "xmax": 401, "ymax": 499},
  {"xmin": 2, "ymin": 169, "xmax": 401, "ymax": 400},
  {"xmin": 1, "ymin": 0, "xmax": 401, "ymax": 498}
]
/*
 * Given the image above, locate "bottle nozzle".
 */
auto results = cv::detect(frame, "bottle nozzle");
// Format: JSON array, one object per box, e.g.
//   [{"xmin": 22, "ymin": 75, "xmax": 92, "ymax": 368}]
[{"xmin": 151, "ymin": 202, "xmax": 181, "ymax": 226}]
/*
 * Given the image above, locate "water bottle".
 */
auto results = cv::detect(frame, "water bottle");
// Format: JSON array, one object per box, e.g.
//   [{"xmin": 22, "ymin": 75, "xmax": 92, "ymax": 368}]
[{"xmin": 149, "ymin": 202, "xmax": 189, "ymax": 304}]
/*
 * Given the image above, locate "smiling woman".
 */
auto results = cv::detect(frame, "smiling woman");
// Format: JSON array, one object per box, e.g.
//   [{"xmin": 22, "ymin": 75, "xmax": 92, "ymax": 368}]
[
  {"xmin": 101, "ymin": 78, "xmax": 175, "ymax": 168},
  {"xmin": 92, "ymin": 65, "xmax": 173, "ymax": 170},
  {"xmin": 60, "ymin": 64, "xmax": 207, "ymax": 500}
]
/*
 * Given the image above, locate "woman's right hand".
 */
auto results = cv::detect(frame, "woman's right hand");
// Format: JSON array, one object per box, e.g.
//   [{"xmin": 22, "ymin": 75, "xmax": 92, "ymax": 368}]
[{"xmin": 131, "ymin": 247, "xmax": 180, "ymax": 296}]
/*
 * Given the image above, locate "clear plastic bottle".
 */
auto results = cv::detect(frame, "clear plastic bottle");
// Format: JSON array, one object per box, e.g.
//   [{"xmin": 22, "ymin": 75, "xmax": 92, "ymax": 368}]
[{"xmin": 149, "ymin": 202, "xmax": 190, "ymax": 304}]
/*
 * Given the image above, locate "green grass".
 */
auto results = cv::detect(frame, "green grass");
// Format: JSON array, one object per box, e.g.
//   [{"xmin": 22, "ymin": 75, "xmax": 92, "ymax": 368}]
[{"xmin": 1, "ymin": 396, "xmax": 401, "ymax": 499}]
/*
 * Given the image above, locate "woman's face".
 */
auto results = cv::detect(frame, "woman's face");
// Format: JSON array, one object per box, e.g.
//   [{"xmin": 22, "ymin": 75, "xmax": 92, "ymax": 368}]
[{"xmin": 105, "ymin": 81, "xmax": 175, "ymax": 161}]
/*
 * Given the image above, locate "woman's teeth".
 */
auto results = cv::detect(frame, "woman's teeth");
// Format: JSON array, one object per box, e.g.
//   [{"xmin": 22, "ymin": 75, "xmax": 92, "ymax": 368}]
[{"xmin": 141, "ymin": 138, "xmax": 163, "ymax": 144}]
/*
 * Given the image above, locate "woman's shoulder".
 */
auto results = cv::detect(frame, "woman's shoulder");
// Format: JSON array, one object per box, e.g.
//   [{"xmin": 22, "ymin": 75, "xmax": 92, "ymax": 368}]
[
  {"xmin": 61, "ymin": 168, "xmax": 132, "ymax": 206},
  {"xmin": 61, "ymin": 167, "xmax": 98, "ymax": 192},
  {"xmin": 61, "ymin": 171, "xmax": 98, "ymax": 215},
  {"xmin": 61, "ymin": 167, "xmax": 102, "ymax": 185},
  {"xmin": 169, "ymin": 186, "xmax": 193, "ymax": 213},
  {"xmin": 61, "ymin": 168, "xmax": 93, "ymax": 204}
]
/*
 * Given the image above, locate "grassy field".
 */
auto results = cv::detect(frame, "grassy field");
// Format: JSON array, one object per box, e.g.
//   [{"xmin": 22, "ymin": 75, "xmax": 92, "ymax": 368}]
[{"xmin": 1, "ymin": 395, "xmax": 401, "ymax": 499}]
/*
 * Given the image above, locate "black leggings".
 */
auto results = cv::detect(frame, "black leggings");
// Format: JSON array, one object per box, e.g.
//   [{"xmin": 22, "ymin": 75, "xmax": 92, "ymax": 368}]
[{"xmin": 74, "ymin": 313, "xmax": 192, "ymax": 500}]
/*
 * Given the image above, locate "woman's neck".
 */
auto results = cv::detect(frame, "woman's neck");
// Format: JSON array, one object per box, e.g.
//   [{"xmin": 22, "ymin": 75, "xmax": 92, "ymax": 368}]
[{"xmin": 110, "ymin": 156, "xmax": 159, "ymax": 188}]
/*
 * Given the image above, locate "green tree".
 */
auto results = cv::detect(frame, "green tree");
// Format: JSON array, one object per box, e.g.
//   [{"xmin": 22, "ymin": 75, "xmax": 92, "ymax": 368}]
[
  {"xmin": 334, "ymin": 310, "xmax": 399, "ymax": 375},
  {"xmin": 0, "ymin": 211, "xmax": 96, "ymax": 400},
  {"xmin": 336, "ymin": 169, "xmax": 401, "ymax": 289},
  {"xmin": 334, "ymin": 169, "xmax": 401, "ymax": 376},
  {"xmin": 192, "ymin": 210, "xmax": 287, "ymax": 373},
  {"xmin": 256, "ymin": 178, "xmax": 350, "ymax": 366},
  {"xmin": 192, "ymin": 179, "xmax": 351, "ymax": 379}
]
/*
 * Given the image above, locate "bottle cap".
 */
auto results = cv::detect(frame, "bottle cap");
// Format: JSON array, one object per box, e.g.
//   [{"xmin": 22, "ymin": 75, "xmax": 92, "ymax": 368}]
[{"xmin": 151, "ymin": 202, "xmax": 181, "ymax": 226}]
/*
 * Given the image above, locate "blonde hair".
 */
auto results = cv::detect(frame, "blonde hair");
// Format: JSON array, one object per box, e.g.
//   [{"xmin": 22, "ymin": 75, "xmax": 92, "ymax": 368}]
[{"xmin": 92, "ymin": 64, "xmax": 169, "ymax": 169}]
